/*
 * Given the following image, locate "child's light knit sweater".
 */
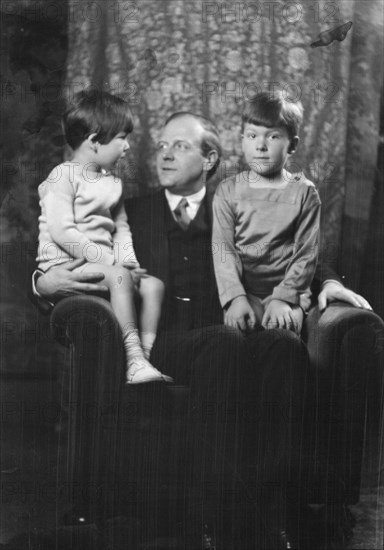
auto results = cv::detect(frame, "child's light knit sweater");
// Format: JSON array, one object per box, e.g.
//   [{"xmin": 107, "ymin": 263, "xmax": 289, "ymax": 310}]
[{"xmin": 37, "ymin": 162, "xmax": 137, "ymax": 271}]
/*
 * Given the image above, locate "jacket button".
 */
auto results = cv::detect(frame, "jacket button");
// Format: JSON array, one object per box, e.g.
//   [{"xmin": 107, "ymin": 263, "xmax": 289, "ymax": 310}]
[{"xmin": 183, "ymin": 256, "xmax": 189, "ymax": 261}]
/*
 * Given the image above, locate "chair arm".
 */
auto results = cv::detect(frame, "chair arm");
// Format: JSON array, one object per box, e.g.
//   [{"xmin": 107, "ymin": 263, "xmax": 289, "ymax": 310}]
[
  {"xmin": 50, "ymin": 295, "xmax": 121, "ymax": 346},
  {"xmin": 49, "ymin": 296, "xmax": 129, "ymax": 502},
  {"xmin": 304, "ymin": 302, "xmax": 384, "ymax": 372},
  {"xmin": 50, "ymin": 295, "xmax": 125, "ymax": 395}
]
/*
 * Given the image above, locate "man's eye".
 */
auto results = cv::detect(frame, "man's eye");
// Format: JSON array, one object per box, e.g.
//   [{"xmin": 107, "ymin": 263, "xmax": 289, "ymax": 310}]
[
  {"xmin": 175, "ymin": 142, "xmax": 189, "ymax": 150},
  {"xmin": 156, "ymin": 142, "xmax": 167, "ymax": 151}
]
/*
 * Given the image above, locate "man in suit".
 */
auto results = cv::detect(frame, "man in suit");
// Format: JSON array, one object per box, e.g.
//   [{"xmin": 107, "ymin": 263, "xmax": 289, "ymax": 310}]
[
  {"xmin": 35, "ymin": 111, "xmax": 372, "ymax": 548},
  {"xmin": 124, "ymin": 112, "xmax": 312, "ymax": 548}
]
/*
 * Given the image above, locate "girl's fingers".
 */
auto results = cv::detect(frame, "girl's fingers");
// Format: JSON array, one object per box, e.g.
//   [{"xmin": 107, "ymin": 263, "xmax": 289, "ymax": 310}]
[
  {"xmin": 284, "ymin": 313, "xmax": 292, "ymax": 329},
  {"xmin": 237, "ymin": 318, "xmax": 247, "ymax": 332},
  {"xmin": 278, "ymin": 316, "xmax": 286, "ymax": 329}
]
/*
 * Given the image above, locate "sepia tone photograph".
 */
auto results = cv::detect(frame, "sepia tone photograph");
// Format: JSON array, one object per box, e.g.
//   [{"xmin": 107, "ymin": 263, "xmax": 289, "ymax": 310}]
[{"xmin": 0, "ymin": 0, "xmax": 383, "ymax": 548}]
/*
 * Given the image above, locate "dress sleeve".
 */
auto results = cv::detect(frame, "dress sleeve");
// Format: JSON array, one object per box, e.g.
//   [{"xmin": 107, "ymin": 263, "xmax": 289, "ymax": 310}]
[
  {"xmin": 271, "ymin": 184, "xmax": 321, "ymax": 305},
  {"xmin": 112, "ymin": 196, "xmax": 138, "ymax": 265},
  {"xmin": 212, "ymin": 182, "xmax": 246, "ymax": 308},
  {"xmin": 40, "ymin": 174, "xmax": 115, "ymax": 265}
]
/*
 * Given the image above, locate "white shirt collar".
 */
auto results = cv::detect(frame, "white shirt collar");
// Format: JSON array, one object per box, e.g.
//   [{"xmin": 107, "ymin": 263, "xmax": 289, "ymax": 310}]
[{"xmin": 165, "ymin": 186, "xmax": 206, "ymax": 218}]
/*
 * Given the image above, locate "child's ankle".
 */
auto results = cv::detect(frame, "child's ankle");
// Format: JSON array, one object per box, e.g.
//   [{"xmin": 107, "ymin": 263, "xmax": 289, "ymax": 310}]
[
  {"xmin": 140, "ymin": 332, "xmax": 156, "ymax": 360},
  {"xmin": 143, "ymin": 346, "xmax": 151, "ymax": 360}
]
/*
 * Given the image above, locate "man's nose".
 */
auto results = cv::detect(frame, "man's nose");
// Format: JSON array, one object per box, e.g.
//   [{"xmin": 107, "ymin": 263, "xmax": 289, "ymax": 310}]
[
  {"xmin": 162, "ymin": 145, "xmax": 174, "ymax": 159},
  {"xmin": 124, "ymin": 139, "xmax": 130, "ymax": 150}
]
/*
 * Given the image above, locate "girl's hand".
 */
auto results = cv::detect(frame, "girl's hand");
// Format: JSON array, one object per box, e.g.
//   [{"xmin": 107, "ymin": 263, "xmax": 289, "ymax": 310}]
[
  {"xmin": 262, "ymin": 299, "xmax": 296, "ymax": 331},
  {"xmin": 224, "ymin": 296, "xmax": 256, "ymax": 332}
]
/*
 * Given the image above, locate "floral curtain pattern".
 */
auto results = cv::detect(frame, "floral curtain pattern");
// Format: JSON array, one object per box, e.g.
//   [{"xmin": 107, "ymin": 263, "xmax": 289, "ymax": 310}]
[
  {"xmin": 65, "ymin": 0, "xmax": 383, "ymax": 284},
  {"xmin": 0, "ymin": 0, "xmax": 382, "ymax": 283}
]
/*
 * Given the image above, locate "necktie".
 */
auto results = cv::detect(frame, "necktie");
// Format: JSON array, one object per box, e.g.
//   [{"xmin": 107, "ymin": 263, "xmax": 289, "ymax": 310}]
[{"xmin": 174, "ymin": 198, "xmax": 191, "ymax": 231}]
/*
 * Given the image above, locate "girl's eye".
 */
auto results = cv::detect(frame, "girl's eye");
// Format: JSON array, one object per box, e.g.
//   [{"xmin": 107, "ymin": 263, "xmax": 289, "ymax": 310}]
[
  {"xmin": 246, "ymin": 133, "xmax": 256, "ymax": 139},
  {"xmin": 269, "ymin": 134, "xmax": 280, "ymax": 140}
]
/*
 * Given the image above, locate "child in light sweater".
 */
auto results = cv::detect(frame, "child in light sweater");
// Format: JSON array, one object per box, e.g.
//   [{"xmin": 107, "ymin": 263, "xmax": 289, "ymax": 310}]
[
  {"xmin": 212, "ymin": 91, "xmax": 321, "ymax": 334},
  {"xmin": 36, "ymin": 90, "xmax": 172, "ymax": 384}
]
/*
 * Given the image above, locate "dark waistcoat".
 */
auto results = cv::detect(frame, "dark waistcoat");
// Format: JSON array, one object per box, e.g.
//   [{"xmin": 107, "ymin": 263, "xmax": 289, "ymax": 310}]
[
  {"xmin": 163, "ymin": 199, "xmax": 222, "ymax": 329},
  {"xmin": 165, "ymin": 200, "xmax": 211, "ymax": 298},
  {"xmin": 125, "ymin": 191, "xmax": 223, "ymax": 330}
]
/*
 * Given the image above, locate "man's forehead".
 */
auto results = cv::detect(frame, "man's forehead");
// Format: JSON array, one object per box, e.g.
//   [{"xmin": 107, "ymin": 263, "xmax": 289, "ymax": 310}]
[{"xmin": 160, "ymin": 115, "xmax": 205, "ymax": 142}]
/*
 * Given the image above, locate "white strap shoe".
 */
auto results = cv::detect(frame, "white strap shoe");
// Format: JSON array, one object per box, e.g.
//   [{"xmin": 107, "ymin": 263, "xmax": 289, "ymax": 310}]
[{"xmin": 126, "ymin": 358, "xmax": 173, "ymax": 385}]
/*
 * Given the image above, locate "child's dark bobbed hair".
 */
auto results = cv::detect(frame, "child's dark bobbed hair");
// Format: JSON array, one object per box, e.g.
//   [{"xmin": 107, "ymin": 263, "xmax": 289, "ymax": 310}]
[
  {"xmin": 242, "ymin": 90, "xmax": 303, "ymax": 140},
  {"xmin": 63, "ymin": 89, "xmax": 134, "ymax": 150}
]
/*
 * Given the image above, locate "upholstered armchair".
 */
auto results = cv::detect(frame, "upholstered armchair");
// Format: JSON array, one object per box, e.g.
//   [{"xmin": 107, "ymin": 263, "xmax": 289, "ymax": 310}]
[
  {"xmin": 50, "ymin": 295, "xmax": 384, "ymax": 514},
  {"xmin": 304, "ymin": 302, "xmax": 384, "ymax": 505}
]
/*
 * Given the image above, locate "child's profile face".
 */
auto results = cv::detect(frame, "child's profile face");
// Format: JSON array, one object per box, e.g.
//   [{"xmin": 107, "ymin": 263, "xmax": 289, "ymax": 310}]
[
  {"xmin": 96, "ymin": 131, "xmax": 130, "ymax": 171},
  {"xmin": 242, "ymin": 123, "xmax": 293, "ymax": 179}
]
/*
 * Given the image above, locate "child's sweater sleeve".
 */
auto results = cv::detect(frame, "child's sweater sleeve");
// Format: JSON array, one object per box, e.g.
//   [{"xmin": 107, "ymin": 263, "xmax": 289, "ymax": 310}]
[
  {"xmin": 271, "ymin": 184, "xmax": 321, "ymax": 305},
  {"xmin": 112, "ymin": 196, "xmax": 138, "ymax": 265},
  {"xmin": 212, "ymin": 182, "xmax": 246, "ymax": 308},
  {"xmin": 40, "ymin": 174, "xmax": 115, "ymax": 265}
]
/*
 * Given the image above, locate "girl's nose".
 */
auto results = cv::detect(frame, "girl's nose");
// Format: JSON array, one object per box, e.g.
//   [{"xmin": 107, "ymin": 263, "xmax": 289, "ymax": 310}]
[
  {"xmin": 256, "ymin": 138, "xmax": 267, "ymax": 151},
  {"xmin": 124, "ymin": 139, "xmax": 130, "ymax": 150}
]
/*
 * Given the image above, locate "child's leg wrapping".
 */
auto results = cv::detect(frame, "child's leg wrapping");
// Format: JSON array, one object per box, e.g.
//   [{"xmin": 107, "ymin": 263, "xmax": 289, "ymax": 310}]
[
  {"xmin": 121, "ymin": 326, "xmax": 172, "ymax": 384},
  {"xmin": 81, "ymin": 263, "xmax": 172, "ymax": 384}
]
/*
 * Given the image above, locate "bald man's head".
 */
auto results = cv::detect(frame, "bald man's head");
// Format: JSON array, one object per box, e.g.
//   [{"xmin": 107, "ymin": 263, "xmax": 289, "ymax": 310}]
[
  {"xmin": 164, "ymin": 112, "xmax": 222, "ymax": 177},
  {"xmin": 156, "ymin": 113, "xmax": 221, "ymax": 196}
]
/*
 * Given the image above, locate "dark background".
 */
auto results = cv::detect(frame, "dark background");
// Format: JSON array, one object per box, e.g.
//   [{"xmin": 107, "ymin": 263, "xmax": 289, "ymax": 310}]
[{"xmin": 0, "ymin": 1, "xmax": 383, "ymax": 546}]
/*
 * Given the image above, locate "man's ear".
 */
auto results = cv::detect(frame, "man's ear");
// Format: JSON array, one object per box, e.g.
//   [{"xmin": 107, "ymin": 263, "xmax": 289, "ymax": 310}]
[
  {"xmin": 288, "ymin": 136, "xmax": 299, "ymax": 154},
  {"xmin": 204, "ymin": 149, "xmax": 219, "ymax": 170}
]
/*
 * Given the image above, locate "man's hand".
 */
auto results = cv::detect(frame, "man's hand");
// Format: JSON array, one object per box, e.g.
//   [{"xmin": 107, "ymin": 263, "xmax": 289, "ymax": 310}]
[
  {"xmin": 318, "ymin": 281, "xmax": 372, "ymax": 312},
  {"xmin": 117, "ymin": 261, "xmax": 148, "ymax": 286},
  {"xmin": 224, "ymin": 296, "xmax": 256, "ymax": 332},
  {"xmin": 36, "ymin": 259, "xmax": 108, "ymax": 300},
  {"xmin": 262, "ymin": 299, "xmax": 297, "ymax": 331}
]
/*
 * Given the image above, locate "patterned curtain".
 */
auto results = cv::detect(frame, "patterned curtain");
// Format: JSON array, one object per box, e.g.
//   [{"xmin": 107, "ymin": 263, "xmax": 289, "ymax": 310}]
[
  {"xmin": 64, "ymin": 0, "xmax": 382, "ymax": 285},
  {"xmin": 1, "ymin": 0, "xmax": 382, "ymax": 283}
]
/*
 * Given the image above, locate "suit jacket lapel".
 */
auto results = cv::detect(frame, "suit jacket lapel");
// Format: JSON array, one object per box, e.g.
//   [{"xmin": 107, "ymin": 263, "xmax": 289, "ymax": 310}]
[
  {"xmin": 205, "ymin": 187, "xmax": 218, "ymax": 291},
  {"xmin": 127, "ymin": 186, "xmax": 216, "ymax": 294},
  {"xmin": 205, "ymin": 184, "xmax": 215, "ymax": 228},
  {"xmin": 148, "ymin": 191, "xmax": 170, "ymax": 286},
  {"xmin": 125, "ymin": 190, "xmax": 169, "ymax": 286}
]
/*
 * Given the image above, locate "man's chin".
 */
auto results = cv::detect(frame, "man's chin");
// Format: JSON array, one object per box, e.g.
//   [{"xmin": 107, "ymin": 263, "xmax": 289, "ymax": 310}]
[{"xmin": 158, "ymin": 177, "xmax": 177, "ymax": 189}]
